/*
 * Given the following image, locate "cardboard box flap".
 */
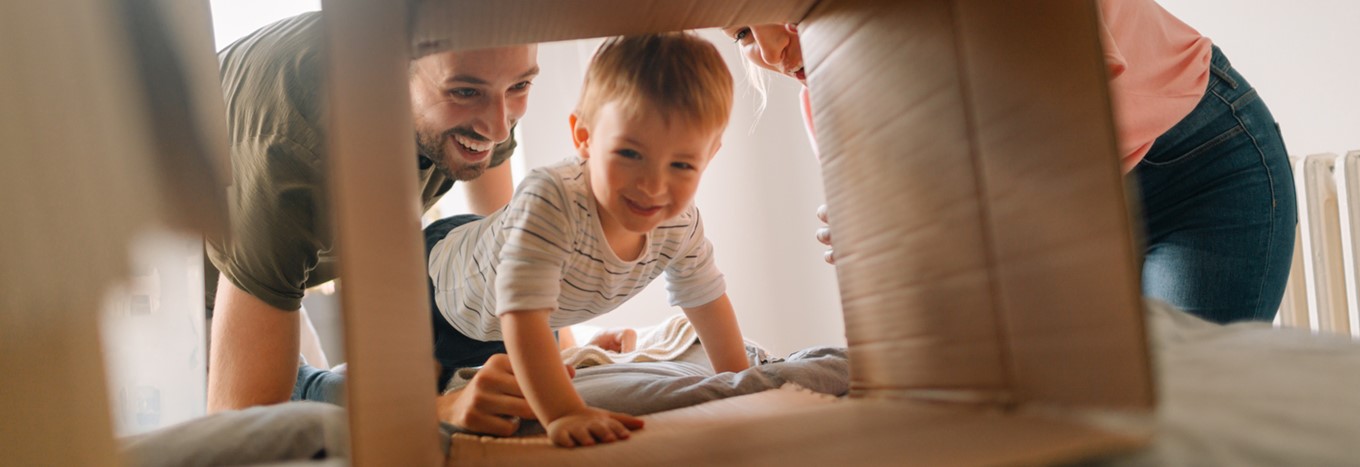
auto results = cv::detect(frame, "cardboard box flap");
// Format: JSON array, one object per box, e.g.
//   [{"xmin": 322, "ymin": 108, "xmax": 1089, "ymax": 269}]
[
  {"xmin": 446, "ymin": 388, "xmax": 1148, "ymax": 466},
  {"xmin": 805, "ymin": 0, "xmax": 1153, "ymax": 410},
  {"xmin": 411, "ymin": 0, "xmax": 817, "ymax": 53}
]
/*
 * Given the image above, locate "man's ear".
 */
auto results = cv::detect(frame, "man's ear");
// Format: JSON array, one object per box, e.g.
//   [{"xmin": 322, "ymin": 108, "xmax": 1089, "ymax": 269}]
[{"xmin": 569, "ymin": 113, "xmax": 590, "ymax": 153}]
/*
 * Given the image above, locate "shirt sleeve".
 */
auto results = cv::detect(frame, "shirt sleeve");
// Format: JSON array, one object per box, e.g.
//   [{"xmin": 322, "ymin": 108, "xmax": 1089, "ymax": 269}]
[
  {"xmin": 208, "ymin": 13, "xmax": 331, "ymax": 312},
  {"xmin": 664, "ymin": 209, "xmax": 726, "ymax": 308},
  {"xmin": 494, "ymin": 170, "xmax": 574, "ymax": 314},
  {"xmin": 206, "ymin": 137, "xmax": 326, "ymax": 312}
]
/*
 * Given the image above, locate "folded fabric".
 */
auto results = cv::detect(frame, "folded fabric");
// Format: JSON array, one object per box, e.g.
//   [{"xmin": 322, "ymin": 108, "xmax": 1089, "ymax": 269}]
[
  {"xmin": 119, "ymin": 401, "xmax": 349, "ymax": 467},
  {"xmin": 560, "ymin": 314, "xmax": 769, "ymax": 368}
]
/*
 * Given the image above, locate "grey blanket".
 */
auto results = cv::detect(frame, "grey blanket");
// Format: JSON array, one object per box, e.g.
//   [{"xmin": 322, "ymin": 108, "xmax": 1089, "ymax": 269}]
[{"xmin": 120, "ymin": 345, "xmax": 849, "ymax": 466}]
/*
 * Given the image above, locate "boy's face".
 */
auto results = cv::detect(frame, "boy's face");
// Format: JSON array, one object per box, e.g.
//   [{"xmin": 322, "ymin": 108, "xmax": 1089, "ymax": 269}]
[{"xmin": 573, "ymin": 102, "xmax": 722, "ymax": 238}]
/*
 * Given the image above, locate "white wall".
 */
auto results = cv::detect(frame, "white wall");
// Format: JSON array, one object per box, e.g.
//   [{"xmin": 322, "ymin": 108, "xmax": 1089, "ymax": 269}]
[
  {"xmin": 508, "ymin": 32, "xmax": 844, "ymax": 356},
  {"xmin": 1159, "ymin": 0, "xmax": 1360, "ymax": 157},
  {"xmin": 209, "ymin": 1, "xmax": 1359, "ymax": 359}
]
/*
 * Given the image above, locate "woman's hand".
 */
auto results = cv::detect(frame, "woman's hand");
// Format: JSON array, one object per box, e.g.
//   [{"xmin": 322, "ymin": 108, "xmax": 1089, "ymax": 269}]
[
  {"xmin": 816, "ymin": 203, "xmax": 835, "ymax": 264},
  {"xmin": 587, "ymin": 328, "xmax": 638, "ymax": 353},
  {"xmin": 546, "ymin": 407, "xmax": 644, "ymax": 448}
]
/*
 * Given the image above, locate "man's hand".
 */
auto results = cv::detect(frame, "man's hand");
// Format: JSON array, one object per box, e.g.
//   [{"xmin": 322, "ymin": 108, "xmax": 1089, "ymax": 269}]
[
  {"xmin": 545, "ymin": 407, "xmax": 644, "ymax": 448},
  {"xmin": 816, "ymin": 203, "xmax": 835, "ymax": 264},
  {"xmin": 587, "ymin": 328, "xmax": 638, "ymax": 353},
  {"xmin": 435, "ymin": 354, "xmax": 576, "ymax": 436}
]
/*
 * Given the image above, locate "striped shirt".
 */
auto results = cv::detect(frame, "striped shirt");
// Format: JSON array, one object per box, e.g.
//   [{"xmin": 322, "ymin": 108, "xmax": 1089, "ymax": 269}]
[{"xmin": 428, "ymin": 157, "xmax": 726, "ymax": 341}]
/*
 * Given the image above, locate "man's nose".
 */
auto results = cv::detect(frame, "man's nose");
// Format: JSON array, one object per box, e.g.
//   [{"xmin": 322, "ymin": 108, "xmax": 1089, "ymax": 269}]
[{"xmin": 474, "ymin": 94, "xmax": 512, "ymax": 144}]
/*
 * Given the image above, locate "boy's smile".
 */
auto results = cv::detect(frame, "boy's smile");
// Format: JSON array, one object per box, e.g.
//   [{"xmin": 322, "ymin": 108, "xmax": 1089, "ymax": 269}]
[{"xmin": 573, "ymin": 102, "xmax": 722, "ymax": 251}]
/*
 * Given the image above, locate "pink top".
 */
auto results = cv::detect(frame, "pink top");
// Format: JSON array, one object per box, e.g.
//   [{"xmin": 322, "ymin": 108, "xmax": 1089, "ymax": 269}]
[
  {"xmin": 1099, "ymin": 0, "xmax": 1212, "ymax": 172},
  {"xmin": 798, "ymin": 0, "xmax": 1211, "ymax": 173}
]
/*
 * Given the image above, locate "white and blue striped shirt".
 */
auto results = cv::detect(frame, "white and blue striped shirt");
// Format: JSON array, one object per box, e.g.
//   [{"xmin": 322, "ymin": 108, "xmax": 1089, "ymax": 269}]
[{"xmin": 428, "ymin": 157, "xmax": 725, "ymax": 341}]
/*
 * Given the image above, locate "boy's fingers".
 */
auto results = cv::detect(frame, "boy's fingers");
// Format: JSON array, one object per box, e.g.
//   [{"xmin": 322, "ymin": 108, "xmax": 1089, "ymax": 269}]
[
  {"xmin": 551, "ymin": 429, "xmax": 575, "ymax": 448},
  {"xmin": 589, "ymin": 422, "xmax": 619, "ymax": 443},
  {"xmin": 823, "ymin": 249, "xmax": 836, "ymax": 265},
  {"xmin": 609, "ymin": 412, "xmax": 645, "ymax": 430},
  {"xmin": 816, "ymin": 203, "xmax": 830, "ymax": 223},
  {"xmin": 571, "ymin": 426, "xmax": 596, "ymax": 446}
]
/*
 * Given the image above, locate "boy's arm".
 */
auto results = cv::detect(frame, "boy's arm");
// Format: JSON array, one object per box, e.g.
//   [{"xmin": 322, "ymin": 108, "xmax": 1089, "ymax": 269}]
[
  {"xmin": 682, "ymin": 293, "xmax": 749, "ymax": 374},
  {"xmin": 501, "ymin": 309, "xmax": 643, "ymax": 447},
  {"xmin": 501, "ymin": 308, "xmax": 588, "ymax": 423}
]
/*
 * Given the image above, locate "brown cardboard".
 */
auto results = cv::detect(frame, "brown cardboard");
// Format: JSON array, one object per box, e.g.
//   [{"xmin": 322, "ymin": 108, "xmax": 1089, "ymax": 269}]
[
  {"xmin": 320, "ymin": 0, "xmax": 443, "ymax": 465},
  {"xmin": 410, "ymin": 0, "xmax": 818, "ymax": 53},
  {"xmin": 804, "ymin": 0, "xmax": 1151, "ymax": 410},
  {"xmin": 1, "ymin": 0, "xmax": 217, "ymax": 465},
  {"xmin": 331, "ymin": 0, "xmax": 1154, "ymax": 465},
  {"xmin": 445, "ymin": 388, "xmax": 1146, "ymax": 466}
]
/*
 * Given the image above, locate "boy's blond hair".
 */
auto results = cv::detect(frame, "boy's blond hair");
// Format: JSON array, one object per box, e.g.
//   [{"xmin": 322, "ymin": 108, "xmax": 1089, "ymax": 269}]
[{"xmin": 576, "ymin": 33, "xmax": 733, "ymax": 135}]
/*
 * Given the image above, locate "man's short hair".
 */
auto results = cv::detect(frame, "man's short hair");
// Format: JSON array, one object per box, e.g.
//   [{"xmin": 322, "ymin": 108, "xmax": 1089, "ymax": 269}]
[{"xmin": 576, "ymin": 32, "xmax": 734, "ymax": 133}]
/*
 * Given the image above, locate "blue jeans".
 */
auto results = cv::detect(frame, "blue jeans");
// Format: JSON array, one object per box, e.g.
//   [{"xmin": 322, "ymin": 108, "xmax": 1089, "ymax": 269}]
[
  {"xmin": 1131, "ymin": 45, "xmax": 1295, "ymax": 324},
  {"xmin": 292, "ymin": 214, "xmax": 506, "ymax": 404}
]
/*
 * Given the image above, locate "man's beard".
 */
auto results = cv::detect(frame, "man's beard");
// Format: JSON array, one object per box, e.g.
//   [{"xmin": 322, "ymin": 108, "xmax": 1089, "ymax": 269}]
[{"xmin": 415, "ymin": 126, "xmax": 490, "ymax": 181}]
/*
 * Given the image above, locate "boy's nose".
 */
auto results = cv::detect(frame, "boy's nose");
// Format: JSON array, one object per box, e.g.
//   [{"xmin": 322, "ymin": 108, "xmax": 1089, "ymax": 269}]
[{"xmin": 635, "ymin": 172, "xmax": 665, "ymax": 197}]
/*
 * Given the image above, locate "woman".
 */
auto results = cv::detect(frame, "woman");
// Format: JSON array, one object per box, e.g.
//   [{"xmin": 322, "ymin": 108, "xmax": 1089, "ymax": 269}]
[{"xmin": 723, "ymin": 0, "xmax": 1295, "ymax": 324}]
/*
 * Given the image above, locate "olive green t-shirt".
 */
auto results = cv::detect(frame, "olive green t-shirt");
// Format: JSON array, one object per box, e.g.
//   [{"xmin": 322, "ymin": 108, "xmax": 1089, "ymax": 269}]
[{"xmin": 207, "ymin": 11, "xmax": 515, "ymax": 312}]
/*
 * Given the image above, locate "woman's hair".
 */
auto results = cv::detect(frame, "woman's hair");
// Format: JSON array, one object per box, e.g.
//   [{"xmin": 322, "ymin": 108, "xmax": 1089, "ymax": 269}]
[
  {"xmin": 575, "ymin": 32, "xmax": 734, "ymax": 133},
  {"xmin": 741, "ymin": 50, "xmax": 770, "ymax": 118}
]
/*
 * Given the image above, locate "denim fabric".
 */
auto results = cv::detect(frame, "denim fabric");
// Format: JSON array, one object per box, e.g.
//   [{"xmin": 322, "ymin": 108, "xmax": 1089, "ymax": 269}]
[
  {"xmin": 1131, "ymin": 46, "xmax": 1295, "ymax": 324},
  {"xmin": 422, "ymin": 215, "xmax": 508, "ymax": 391},
  {"xmin": 292, "ymin": 364, "xmax": 345, "ymax": 404},
  {"xmin": 291, "ymin": 214, "xmax": 506, "ymax": 404}
]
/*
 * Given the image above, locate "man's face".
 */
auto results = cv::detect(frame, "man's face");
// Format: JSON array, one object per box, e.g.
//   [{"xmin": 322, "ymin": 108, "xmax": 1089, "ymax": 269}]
[{"xmin": 409, "ymin": 45, "xmax": 538, "ymax": 181}]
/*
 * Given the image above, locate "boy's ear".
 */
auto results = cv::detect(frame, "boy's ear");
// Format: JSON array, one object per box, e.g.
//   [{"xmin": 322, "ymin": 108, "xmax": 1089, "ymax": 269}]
[{"xmin": 569, "ymin": 113, "xmax": 590, "ymax": 152}]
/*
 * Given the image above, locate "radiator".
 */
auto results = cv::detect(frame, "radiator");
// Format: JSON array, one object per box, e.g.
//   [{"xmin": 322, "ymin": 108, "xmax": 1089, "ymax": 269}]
[{"xmin": 1279, "ymin": 151, "xmax": 1360, "ymax": 338}]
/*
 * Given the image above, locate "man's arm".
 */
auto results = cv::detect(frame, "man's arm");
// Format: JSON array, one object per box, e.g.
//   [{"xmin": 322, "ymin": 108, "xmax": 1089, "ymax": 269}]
[
  {"xmin": 462, "ymin": 161, "xmax": 514, "ymax": 215},
  {"xmin": 206, "ymin": 274, "xmax": 300, "ymax": 412},
  {"xmin": 683, "ymin": 293, "xmax": 749, "ymax": 374}
]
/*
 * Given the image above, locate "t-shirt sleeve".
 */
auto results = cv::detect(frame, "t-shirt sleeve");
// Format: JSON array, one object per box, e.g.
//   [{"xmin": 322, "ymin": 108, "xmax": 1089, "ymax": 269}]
[
  {"xmin": 494, "ymin": 170, "xmax": 573, "ymax": 314},
  {"xmin": 664, "ymin": 210, "xmax": 726, "ymax": 308},
  {"xmin": 208, "ymin": 13, "xmax": 331, "ymax": 312},
  {"xmin": 206, "ymin": 137, "xmax": 326, "ymax": 312}
]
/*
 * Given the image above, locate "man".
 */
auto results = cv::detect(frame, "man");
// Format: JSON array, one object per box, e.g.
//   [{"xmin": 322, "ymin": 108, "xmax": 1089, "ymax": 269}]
[{"xmin": 207, "ymin": 11, "xmax": 537, "ymax": 436}]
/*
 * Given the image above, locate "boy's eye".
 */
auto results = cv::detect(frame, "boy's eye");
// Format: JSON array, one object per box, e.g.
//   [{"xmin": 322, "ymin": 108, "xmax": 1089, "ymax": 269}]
[
  {"xmin": 671, "ymin": 162, "xmax": 695, "ymax": 170},
  {"xmin": 447, "ymin": 88, "xmax": 478, "ymax": 98},
  {"xmin": 615, "ymin": 149, "xmax": 641, "ymax": 159}
]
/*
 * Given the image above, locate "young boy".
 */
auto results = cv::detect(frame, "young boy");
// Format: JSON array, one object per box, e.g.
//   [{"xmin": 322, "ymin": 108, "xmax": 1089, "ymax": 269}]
[{"xmin": 425, "ymin": 33, "xmax": 747, "ymax": 447}]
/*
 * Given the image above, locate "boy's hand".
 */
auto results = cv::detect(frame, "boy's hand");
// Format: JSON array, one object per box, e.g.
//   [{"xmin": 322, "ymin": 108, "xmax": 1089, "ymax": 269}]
[
  {"xmin": 816, "ymin": 203, "xmax": 835, "ymax": 264},
  {"xmin": 546, "ymin": 407, "xmax": 645, "ymax": 448},
  {"xmin": 587, "ymin": 328, "xmax": 638, "ymax": 353}
]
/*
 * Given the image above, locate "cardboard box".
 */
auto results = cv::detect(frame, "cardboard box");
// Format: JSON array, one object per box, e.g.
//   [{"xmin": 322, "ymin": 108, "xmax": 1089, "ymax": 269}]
[{"xmin": 320, "ymin": 0, "xmax": 1153, "ymax": 465}]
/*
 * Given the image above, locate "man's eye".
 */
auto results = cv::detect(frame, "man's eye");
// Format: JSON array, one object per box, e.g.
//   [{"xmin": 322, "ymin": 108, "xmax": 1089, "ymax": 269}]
[
  {"xmin": 510, "ymin": 81, "xmax": 532, "ymax": 91},
  {"xmin": 448, "ymin": 88, "xmax": 478, "ymax": 98}
]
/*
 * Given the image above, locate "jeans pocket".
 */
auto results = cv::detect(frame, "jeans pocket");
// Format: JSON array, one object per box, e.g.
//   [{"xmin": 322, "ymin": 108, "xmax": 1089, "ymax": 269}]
[{"xmin": 1141, "ymin": 124, "xmax": 1245, "ymax": 168}]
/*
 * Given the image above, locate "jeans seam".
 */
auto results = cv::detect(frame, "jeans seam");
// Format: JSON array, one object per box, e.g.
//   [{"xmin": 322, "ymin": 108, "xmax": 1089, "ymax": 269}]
[{"xmin": 1210, "ymin": 85, "xmax": 1280, "ymax": 319}]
